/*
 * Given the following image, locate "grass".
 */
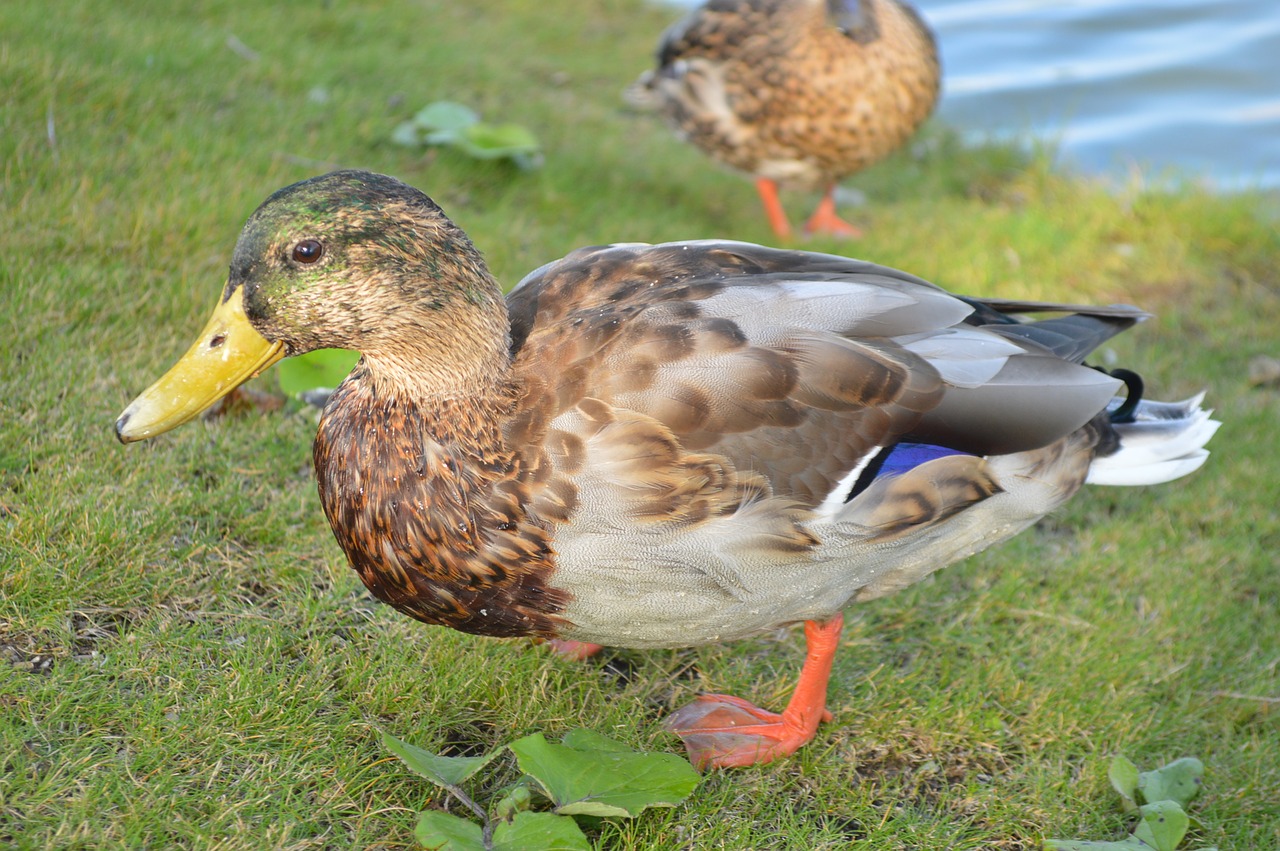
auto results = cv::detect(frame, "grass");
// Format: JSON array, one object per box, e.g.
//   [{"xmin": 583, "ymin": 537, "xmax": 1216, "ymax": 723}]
[{"xmin": 2, "ymin": 0, "xmax": 1278, "ymax": 847}]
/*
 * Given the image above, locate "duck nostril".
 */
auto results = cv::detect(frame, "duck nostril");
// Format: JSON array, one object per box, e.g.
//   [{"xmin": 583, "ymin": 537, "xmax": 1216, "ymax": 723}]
[{"xmin": 209, "ymin": 333, "xmax": 227, "ymax": 349}]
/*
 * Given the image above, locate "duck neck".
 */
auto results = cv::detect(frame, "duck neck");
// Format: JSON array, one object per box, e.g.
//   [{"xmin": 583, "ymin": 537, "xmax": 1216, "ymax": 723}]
[
  {"xmin": 360, "ymin": 331, "xmax": 512, "ymax": 406},
  {"xmin": 357, "ymin": 275, "xmax": 514, "ymax": 404}
]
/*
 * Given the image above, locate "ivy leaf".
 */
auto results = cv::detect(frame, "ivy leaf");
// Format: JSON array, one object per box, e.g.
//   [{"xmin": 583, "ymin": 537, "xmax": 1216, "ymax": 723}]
[
  {"xmin": 1132, "ymin": 800, "xmax": 1189, "ymax": 851},
  {"xmin": 1048, "ymin": 755, "xmax": 1210, "ymax": 851},
  {"xmin": 391, "ymin": 100, "xmax": 542, "ymax": 169},
  {"xmin": 508, "ymin": 149, "xmax": 543, "ymax": 171},
  {"xmin": 491, "ymin": 812, "xmax": 590, "ymax": 851},
  {"xmin": 382, "ymin": 731, "xmax": 501, "ymax": 789},
  {"xmin": 509, "ymin": 730, "xmax": 699, "ymax": 818},
  {"xmin": 391, "ymin": 120, "xmax": 424, "ymax": 147},
  {"xmin": 1109, "ymin": 755, "xmax": 1141, "ymax": 813},
  {"xmin": 456, "ymin": 123, "xmax": 543, "ymax": 169},
  {"xmin": 1044, "ymin": 838, "xmax": 1155, "ymax": 849},
  {"xmin": 415, "ymin": 809, "xmax": 589, "ymax": 851},
  {"xmin": 412, "ymin": 101, "xmax": 480, "ymax": 139},
  {"xmin": 1137, "ymin": 758, "xmax": 1204, "ymax": 808},
  {"xmin": 560, "ymin": 728, "xmax": 636, "ymax": 754},
  {"xmin": 414, "ymin": 810, "xmax": 485, "ymax": 851},
  {"xmin": 277, "ymin": 348, "xmax": 358, "ymax": 397}
]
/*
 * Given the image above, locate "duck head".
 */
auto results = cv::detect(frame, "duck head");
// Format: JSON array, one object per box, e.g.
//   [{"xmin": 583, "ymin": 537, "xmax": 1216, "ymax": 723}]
[{"xmin": 115, "ymin": 170, "xmax": 507, "ymax": 443}]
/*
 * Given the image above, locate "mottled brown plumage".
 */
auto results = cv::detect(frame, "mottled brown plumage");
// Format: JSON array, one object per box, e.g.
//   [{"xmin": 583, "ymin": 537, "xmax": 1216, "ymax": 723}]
[
  {"xmin": 629, "ymin": 0, "xmax": 941, "ymax": 238},
  {"xmin": 313, "ymin": 374, "xmax": 570, "ymax": 637},
  {"xmin": 116, "ymin": 171, "xmax": 1217, "ymax": 769}
]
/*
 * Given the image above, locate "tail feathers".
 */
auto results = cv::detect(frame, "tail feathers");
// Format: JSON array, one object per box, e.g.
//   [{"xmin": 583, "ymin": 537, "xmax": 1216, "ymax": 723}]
[{"xmin": 1086, "ymin": 393, "xmax": 1220, "ymax": 486}]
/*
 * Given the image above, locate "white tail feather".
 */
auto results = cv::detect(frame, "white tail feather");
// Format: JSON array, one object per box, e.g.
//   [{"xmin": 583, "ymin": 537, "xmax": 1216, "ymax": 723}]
[{"xmin": 1086, "ymin": 394, "xmax": 1220, "ymax": 486}]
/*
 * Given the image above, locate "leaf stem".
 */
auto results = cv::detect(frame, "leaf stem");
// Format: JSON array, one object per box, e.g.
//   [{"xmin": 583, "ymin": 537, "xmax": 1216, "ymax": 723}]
[
  {"xmin": 444, "ymin": 784, "xmax": 496, "ymax": 850},
  {"xmin": 446, "ymin": 783, "xmax": 489, "ymax": 824}
]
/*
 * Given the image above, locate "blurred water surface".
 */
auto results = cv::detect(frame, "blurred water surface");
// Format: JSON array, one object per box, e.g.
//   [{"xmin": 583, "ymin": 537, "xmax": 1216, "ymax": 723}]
[{"xmin": 658, "ymin": 0, "xmax": 1280, "ymax": 190}]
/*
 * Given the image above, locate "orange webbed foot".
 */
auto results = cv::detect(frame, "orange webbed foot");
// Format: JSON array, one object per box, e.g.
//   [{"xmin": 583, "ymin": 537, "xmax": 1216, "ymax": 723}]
[
  {"xmin": 803, "ymin": 187, "xmax": 863, "ymax": 239},
  {"xmin": 545, "ymin": 639, "xmax": 604, "ymax": 661},
  {"xmin": 664, "ymin": 615, "xmax": 844, "ymax": 770},
  {"xmin": 664, "ymin": 693, "xmax": 833, "ymax": 769}
]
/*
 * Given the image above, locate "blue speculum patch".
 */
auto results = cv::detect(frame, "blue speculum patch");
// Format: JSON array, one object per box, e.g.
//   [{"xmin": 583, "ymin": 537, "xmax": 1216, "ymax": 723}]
[
  {"xmin": 845, "ymin": 442, "xmax": 974, "ymax": 503},
  {"xmin": 875, "ymin": 442, "xmax": 971, "ymax": 480}
]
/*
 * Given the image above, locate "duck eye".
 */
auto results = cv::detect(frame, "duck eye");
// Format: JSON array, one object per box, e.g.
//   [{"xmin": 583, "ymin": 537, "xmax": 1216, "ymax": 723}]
[{"xmin": 291, "ymin": 239, "xmax": 324, "ymax": 264}]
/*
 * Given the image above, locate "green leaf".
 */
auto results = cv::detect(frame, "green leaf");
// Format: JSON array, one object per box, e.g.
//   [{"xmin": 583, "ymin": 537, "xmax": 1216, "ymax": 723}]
[
  {"xmin": 1109, "ymin": 755, "xmax": 1141, "ymax": 812},
  {"xmin": 1044, "ymin": 839, "xmax": 1154, "ymax": 849},
  {"xmin": 276, "ymin": 348, "xmax": 358, "ymax": 396},
  {"xmin": 1137, "ymin": 757, "xmax": 1204, "ymax": 807},
  {"xmin": 508, "ymin": 149, "xmax": 544, "ymax": 171},
  {"xmin": 382, "ymin": 731, "xmax": 501, "ymax": 789},
  {"xmin": 491, "ymin": 812, "xmax": 590, "ymax": 851},
  {"xmin": 412, "ymin": 101, "xmax": 479, "ymax": 133},
  {"xmin": 456, "ymin": 123, "xmax": 543, "ymax": 169},
  {"xmin": 391, "ymin": 121, "xmax": 424, "ymax": 147},
  {"xmin": 509, "ymin": 730, "xmax": 699, "ymax": 819},
  {"xmin": 414, "ymin": 810, "xmax": 485, "ymax": 851},
  {"xmin": 1133, "ymin": 800, "xmax": 1189, "ymax": 851},
  {"xmin": 393, "ymin": 101, "xmax": 540, "ymax": 168},
  {"xmin": 424, "ymin": 129, "xmax": 464, "ymax": 146},
  {"xmin": 560, "ymin": 728, "xmax": 636, "ymax": 754},
  {"xmin": 459, "ymin": 122, "xmax": 540, "ymax": 156}
]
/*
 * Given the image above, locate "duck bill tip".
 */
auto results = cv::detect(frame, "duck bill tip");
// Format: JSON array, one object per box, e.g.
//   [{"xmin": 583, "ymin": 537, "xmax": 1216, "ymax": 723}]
[{"xmin": 115, "ymin": 290, "xmax": 286, "ymax": 443}]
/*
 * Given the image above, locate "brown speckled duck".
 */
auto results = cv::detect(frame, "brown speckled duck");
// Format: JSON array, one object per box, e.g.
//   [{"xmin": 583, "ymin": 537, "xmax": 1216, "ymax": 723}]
[
  {"xmin": 628, "ymin": 0, "xmax": 941, "ymax": 239},
  {"xmin": 117, "ymin": 171, "xmax": 1217, "ymax": 770}
]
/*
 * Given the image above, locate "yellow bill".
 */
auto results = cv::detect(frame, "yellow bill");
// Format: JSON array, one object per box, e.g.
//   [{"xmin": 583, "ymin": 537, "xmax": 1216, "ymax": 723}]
[{"xmin": 115, "ymin": 288, "xmax": 286, "ymax": 443}]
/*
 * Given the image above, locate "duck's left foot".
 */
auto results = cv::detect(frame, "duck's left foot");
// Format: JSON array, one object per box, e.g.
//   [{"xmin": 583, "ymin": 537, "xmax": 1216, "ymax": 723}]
[
  {"xmin": 664, "ymin": 693, "xmax": 832, "ymax": 769},
  {"xmin": 803, "ymin": 188, "xmax": 863, "ymax": 239},
  {"xmin": 545, "ymin": 639, "xmax": 604, "ymax": 660},
  {"xmin": 664, "ymin": 615, "xmax": 844, "ymax": 770}
]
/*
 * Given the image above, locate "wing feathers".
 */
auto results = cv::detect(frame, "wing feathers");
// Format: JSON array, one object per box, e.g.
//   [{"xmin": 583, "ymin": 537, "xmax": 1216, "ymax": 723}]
[
  {"xmin": 505, "ymin": 241, "xmax": 1162, "ymax": 515},
  {"xmin": 837, "ymin": 454, "xmax": 1003, "ymax": 541},
  {"xmin": 911, "ymin": 356, "xmax": 1123, "ymax": 455}
]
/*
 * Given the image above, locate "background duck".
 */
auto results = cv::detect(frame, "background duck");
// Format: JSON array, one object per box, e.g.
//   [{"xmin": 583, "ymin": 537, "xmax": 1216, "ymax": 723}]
[
  {"xmin": 628, "ymin": 0, "xmax": 941, "ymax": 239},
  {"xmin": 116, "ymin": 171, "xmax": 1217, "ymax": 770}
]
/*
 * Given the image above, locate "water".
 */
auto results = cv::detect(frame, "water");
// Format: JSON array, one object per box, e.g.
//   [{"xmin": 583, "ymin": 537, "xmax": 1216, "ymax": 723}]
[{"xmin": 659, "ymin": 0, "xmax": 1280, "ymax": 191}]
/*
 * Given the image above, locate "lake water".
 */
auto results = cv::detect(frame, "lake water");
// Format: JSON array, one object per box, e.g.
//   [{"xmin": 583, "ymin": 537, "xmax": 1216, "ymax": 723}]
[{"xmin": 658, "ymin": 0, "xmax": 1280, "ymax": 191}]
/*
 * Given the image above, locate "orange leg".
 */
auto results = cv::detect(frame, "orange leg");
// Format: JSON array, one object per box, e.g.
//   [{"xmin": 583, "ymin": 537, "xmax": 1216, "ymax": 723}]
[
  {"xmin": 803, "ymin": 186, "xmax": 863, "ymax": 239},
  {"xmin": 546, "ymin": 639, "xmax": 604, "ymax": 661},
  {"xmin": 664, "ymin": 614, "xmax": 843, "ymax": 770},
  {"xmin": 754, "ymin": 177, "xmax": 793, "ymax": 240}
]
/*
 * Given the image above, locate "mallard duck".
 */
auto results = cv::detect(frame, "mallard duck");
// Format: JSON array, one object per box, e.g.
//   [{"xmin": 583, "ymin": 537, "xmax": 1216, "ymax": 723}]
[
  {"xmin": 628, "ymin": 0, "xmax": 941, "ymax": 239},
  {"xmin": 116, "ymin": 171, "xmax": 1217, "ymax": 770}
]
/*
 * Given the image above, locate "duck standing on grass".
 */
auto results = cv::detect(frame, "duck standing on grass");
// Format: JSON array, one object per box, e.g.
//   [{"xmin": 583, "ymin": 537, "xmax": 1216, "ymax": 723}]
[
  {"xmin": 116, "ymin": 171, "xmax": 1217, "ymax": 770},
  {"xmin": 628, "ymin": 0, "xmax": 941, "ymax": 240}
]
